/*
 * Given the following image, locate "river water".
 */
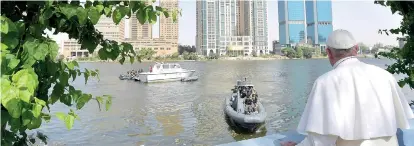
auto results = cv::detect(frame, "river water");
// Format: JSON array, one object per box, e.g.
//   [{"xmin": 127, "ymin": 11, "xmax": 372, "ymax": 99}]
[{"xmin": 37, "ymin": 58, "xmax": 414, "ymax": 146}]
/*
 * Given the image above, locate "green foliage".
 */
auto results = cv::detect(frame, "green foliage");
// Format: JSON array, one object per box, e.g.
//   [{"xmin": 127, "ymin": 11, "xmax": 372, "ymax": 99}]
[
  {"xmin": 374, "ymin": 1, "xmax": 414, "ymax": 89},
  {"xmin": 281, "ymin": 47, "xmax": 296, "ymax": 59},
  {"xmin": 182, "ymin": 51, "xmax": 198, "ymax": 60},
  {"xmin": 207, "ymin": 53, "xmax": 219, "ymax": 60},
  {"xmin": 137, "ymin": 48, "xmax": 157, "ymax": 60},
  {"xmin": 171, "ymin": 52, "xmax": 180, "ymax": 59},
  {"xmin": 295, "ymin": 47, "xmax": 304, "ymax": 58},
  {"xmin": 302, "ymin": 47, "xmax": 315, "ymax": 59},
  {"xmin": 1, "ymin": 1, "xmax": 179, "ymax": 145}
]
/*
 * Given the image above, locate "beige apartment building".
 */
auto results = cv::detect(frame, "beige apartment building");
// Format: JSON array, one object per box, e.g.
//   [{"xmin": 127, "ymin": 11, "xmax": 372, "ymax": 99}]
[
  {"xmin": 62, "ymin": 16, "xmax": 120, "ymax": 58},
  {"xmin": 62, "ymin": 0, "xmax": 179, "ymax": 58},
  {"xmin": 120, "ymin": 0, "xmax": 179, "ymax": 56}
]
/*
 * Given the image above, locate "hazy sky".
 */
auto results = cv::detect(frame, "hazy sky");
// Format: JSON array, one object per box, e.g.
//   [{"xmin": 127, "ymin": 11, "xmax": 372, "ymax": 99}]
[{"xmin": 51, "ymin": 0, "xmax": 403, "ymax": 47}]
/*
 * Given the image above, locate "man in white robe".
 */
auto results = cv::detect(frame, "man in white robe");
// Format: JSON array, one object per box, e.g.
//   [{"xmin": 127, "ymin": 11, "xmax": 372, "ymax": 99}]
[{"xmin": 281, "ymin": 29, "xmax": 414, "ymax": 146}]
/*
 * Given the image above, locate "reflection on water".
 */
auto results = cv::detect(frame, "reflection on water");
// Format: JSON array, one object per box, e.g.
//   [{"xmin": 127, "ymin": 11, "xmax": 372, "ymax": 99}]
[
  {"xmin": 156, "ymin": 111, "xmax": 184, "ymax": 137},
  {"xmin": 35, "ymin": 58, "xmax": 414, "ymax": 146}
]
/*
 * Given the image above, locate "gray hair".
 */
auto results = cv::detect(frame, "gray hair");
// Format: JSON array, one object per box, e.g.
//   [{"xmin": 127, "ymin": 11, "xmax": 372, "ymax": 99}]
[{"xmin": 328, "ymin": 45, "xmax": 357, "ymax": 58}]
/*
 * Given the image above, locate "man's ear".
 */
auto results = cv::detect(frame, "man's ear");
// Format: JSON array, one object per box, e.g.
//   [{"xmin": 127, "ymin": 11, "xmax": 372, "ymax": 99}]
[
  {"xmin": 353, "ymin": 45, "xmax": 360, "ymax": 55},
  {"xmin": 327, "ymin": 48, "xmax": 333, "ymax": 59}
]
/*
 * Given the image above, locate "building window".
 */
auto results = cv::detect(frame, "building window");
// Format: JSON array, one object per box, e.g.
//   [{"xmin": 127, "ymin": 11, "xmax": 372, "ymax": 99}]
[{"xmin": 154, "ymin": 48, "xmax": 158, "ymax": 50}]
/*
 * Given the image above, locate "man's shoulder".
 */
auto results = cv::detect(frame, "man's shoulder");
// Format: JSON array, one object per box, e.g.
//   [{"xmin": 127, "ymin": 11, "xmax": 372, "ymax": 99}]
[{"xmin": 315, "ymin": 61, "xmax": 394, "ymax": 83}]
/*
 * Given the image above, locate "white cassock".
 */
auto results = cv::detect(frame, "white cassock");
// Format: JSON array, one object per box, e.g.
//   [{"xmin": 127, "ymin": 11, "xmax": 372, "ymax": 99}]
[{"xmin": 296, "ymin": 56, "xmax": 414, "ymax": 146}]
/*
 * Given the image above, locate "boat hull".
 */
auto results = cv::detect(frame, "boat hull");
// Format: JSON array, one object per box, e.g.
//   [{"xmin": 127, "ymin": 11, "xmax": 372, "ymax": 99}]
[
  {"xmin": 224, "ymin": 95, "xmax": 267, "ymax": 132},
  {"xmin": 139, "ymin": 70, "xmax": 195, "ymax": 83}
]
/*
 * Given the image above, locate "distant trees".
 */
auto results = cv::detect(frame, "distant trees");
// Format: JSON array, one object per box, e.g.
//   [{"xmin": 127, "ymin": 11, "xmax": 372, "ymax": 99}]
[
  {"xmin": 281, "ymin": 47, "xmax": 296, "ymax": 59},
  {"xmin": 282, "ymin": 47, "xmax": 317, "ymax": 59},
  {"xmin": 178, "ymin": 45, "xmax": 196, "ymax": 55},
  {"xmin": 302, "ymin": 47, "xmax": 315, "ymax": 59},
  {"xmin": 182, "ymin": 51, "xmax": 198, "ymax": 60},
  {"xmin": 358, "ymin": 43, "xmax": 369, "ymax": 54},
  {"xmin": 296, "ymin": 47, "xmax": 304, "ymax": 58},
  {"xmin": 137, "ymin": 48, "xmax": 156, "ymax": 60}
]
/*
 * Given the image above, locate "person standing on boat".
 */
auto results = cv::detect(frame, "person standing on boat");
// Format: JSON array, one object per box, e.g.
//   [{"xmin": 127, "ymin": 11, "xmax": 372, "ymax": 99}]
[{"xmin": 281, "ymin": 29, "xmax": 414, "ymax": 146}]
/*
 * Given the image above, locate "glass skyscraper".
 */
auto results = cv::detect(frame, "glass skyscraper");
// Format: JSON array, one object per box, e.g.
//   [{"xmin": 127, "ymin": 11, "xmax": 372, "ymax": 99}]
[
  {"xmin": 278, "ymin": 1, "xmax": 306, "ymax": 46},
  {"xmin": 306, "ymin": 0, "xmax": 333, "ymax": 50},
  {"xmin": 278, "ymin": 0, "xmax": 333, "ymax": 49}
]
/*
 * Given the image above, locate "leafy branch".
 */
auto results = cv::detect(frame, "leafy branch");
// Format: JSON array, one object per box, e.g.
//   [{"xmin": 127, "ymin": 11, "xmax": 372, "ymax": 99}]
[
  {"xmin": 1, "ymin": 0, "xmax": 180, "ymax": 145},
  {"xmin": 374, "ymin": 1, "xmax": 414, "ymax": 89}
]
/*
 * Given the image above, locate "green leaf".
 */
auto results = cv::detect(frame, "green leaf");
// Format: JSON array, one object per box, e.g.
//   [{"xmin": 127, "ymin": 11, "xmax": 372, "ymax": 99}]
[
  {"xmin": 50, "ymin": 83, "xmax": 64, "ymax": 104},
  {"xmin": 172, "ymin": 10, "xmax": 178, "ymax": 22},
  {"xmin": 88, "ymin": 6, "xmax": 101, "ymax": 25},
  {"xmin": 0, "ymin": 17, "xmax": 19, "ymax": 51},
  {"xmin": 105, "ymin": 95, "xmax": 112, "ymax": 111},
  {"xmin": 76, "ymin": 94, "xmax": 92, "ymax": 109},
  {"xmin": 148, "ymin": 11, "xmax": 157, "ymax": 24},
  {"xmin": 0, "ymin": 16, "xmax": 18, "ymax": 34},
  {"xmin": 76, "ymin": 7, "xmax": 88, "ymax": 25},
  {"xmin": 7, "ymin": 57, "xmax": 20, "ymax": 70},
  {"xmin": 60, "ymin": 4, "xmax": 78, "ymax": 19},
  {"xmin": 98, "ymin": 47, "xmax": 108, "ymax": 60},
  {"xmin": 130, "ymin": 1, "xmax": 139, "ymax": 12},
  {"xmin": 130, "ymin": 56, "xmax": 135, "ymax": 64},
  {"xmin": 66, "ymin": 61, "xmax": 76, "ymax": 70},
  {"xmin": 137, "ymin": 8, "xmax": 148, "ymax": 24},
  {"xmin": 41, "ymin": 113, "xmax": 51, "ymax": 123},
  {"xmin": 104, "ymin": 6, "xmax": 112, "ymax": 16},
  {"xmin": 119, "ymin": 57, "xmax": 125, "ymax": 64},
  {"xmin": 33, "ymin": 43, "xmax": 49, "ymax": 61},
  {"xmin": 64, "ymin": 114, "xmax": 75, "ymax": 130},
  {"xmin": 112, "ymin": 7, "xmax": 127, "ymax": 24},
  {"xmin": 22, "ymin": 110, "xmax": 33, "ymax": 126},
  {"xmin": 96, "ymin": 96, "xmax": 104, "ymax": 111},
  {"xmin": 84, "ymin": 68, "xmax": 90, "ymax": 84},
  {"xmin": 96, "ymin": 4, "xmax": 104, "ymax": 14},
  {"xmin": 60, "ymin": 94, "xmax": 72, "ymax": 106},
  {"xmin": 155, "ymin": 6, "xmax": 163, "ymax": 11},
  {"xmin": 47, "ymin": 41, "xmax": 59, "ymax": 60},
  {"xmin": 163, "ymin": 10, "xmax": 169, "ymax": 18},
  {"xmin": 4, "ymin": 98, "xmax": 22, "ymax": 118},
  {"xmin": 15, "ymin": 21, "xmax": 25, "ymax": 37},
  {"xmin": 1, "ymin": 35, "xmax": 19, "ymax": 51},
  {"xmin": 10, "ymin": 117, "xmax": 21, "ymax": 132},
  {"xmin": 32, "ymin": 104, "xmax": 42, "ymax": 118},
  {"xmin": 43, "ymin": 8, "xmax": 55, "ymax": 19},
  {"xmin": 81, "ymin": 38, "xmax": 99, "ymax": 53},
  {"xmin": 35, "ymin": 97, "xmax": 46, "ymax": 106},
  {"xmin": 27, "ymin": 117, "xmax": 42, "ymax": 130},
  {"xmin": 1, "ymin": 110, "xmax": 10, "ymax": 126},
  {"xmin": 12, "ymin": 68, "xmax": 39, "ymax": 94},
  {"xmin": 56, "ymin": 112, "xmax": 65, "ymax": 121},
  {"xmin": 19, "ymin": 89, "xmax": 31, "ymax": 103},
  {"xmin": 70, "ymin": 70, "xmax": 77, "ymax": 81},
  {"xmin": 398, "ymin": 80, "xmax": 405, "ymax": 87},
  {"xmin": 85, "ymin": 0, "xmax": 93, "ymax": 8},
  {"xmin": 59, "ymin": 71, "xmax": 69, "ymax": 86}
]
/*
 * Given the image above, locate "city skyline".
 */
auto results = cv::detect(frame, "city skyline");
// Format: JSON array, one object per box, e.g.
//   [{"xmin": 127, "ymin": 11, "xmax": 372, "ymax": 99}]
[
  {"xmin": 196, "ymin": 0, "xmax": 269, "ymax": 56},
  {"xmin": 49, "ymin": 0, "xmax": 403, "ymax": 49}
]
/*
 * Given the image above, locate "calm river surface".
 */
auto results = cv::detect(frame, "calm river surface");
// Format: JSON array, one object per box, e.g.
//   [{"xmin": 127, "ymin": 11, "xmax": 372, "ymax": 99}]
[{"xmin": 37, "ymin": 58, "xmax": 414, "ymax": 146}]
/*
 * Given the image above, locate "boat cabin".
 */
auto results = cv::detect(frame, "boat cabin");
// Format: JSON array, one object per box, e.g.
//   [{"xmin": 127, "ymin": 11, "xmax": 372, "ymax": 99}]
[{"xmin": 149, "ymin": 62, "xmax": 183, "ymax": 73}]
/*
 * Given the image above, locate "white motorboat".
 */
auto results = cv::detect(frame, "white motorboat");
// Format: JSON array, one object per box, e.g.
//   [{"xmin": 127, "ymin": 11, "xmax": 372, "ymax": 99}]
[{"xmin": 139, "ymin": 62, "xmax": 195, "ymax": 83}]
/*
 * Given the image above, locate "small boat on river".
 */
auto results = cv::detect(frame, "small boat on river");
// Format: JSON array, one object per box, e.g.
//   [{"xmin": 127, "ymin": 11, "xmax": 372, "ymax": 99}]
[
  {"xmin": 119, "ymin": 69, "xmax": 143, "ymax": 80},
  {"xmin": 139, "ymin": 62, "xmax": 196, "ymax": 83},
  {"xmin": 224, "ymin": 78, "xmax": 266, "ymax": 132}
]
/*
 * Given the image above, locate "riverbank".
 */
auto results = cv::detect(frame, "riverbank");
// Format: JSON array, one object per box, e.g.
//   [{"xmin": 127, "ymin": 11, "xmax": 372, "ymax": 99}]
[{"xmin": 71, "ymin": 54, "xmax": 376, "ymax": 63}]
